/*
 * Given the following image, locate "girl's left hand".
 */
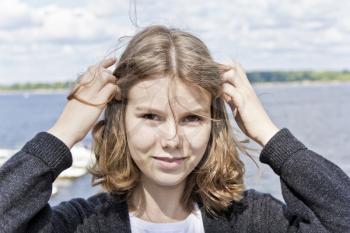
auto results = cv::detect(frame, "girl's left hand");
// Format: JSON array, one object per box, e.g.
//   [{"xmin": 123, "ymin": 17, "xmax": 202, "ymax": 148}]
[{"xmin": 220, "ymin": 62, "xmax": 280, "ymax": 147}]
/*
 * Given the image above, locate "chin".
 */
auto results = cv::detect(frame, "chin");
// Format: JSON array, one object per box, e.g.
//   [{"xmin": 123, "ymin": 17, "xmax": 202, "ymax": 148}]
[{"xmin": 149, "ymin": 172, "xmax": 189, "ymax": 187}]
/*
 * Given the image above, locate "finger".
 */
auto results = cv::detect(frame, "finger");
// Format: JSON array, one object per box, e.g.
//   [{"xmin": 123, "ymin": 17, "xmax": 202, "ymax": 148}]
[
  {"xmin": 221, "ymin": 62, "xmax": 251, "ymax": 88},
  {"xmin": 99, "ymin": 83, "xmax": 120, "ymax": 102},
  {"xmin": 222, "ymin": 67, "xmax": 240, "ymax": 87},
  {"xmin": 222, "ymin": 83, "xmax": 243, "ymax": 109},
  {"xmin": 83, "ymin": 67, "xmax": 118, "ymax": 92},
  {"xmin": 99, "ymin": 57, "xmax": 117, "ymax": 69},
  {"xmin": 97, "ymin": 71, "xmax": 118, "ymax": 91},
  {"xmin": 230, "ymin": 62, "xmax": 252, "ymax": 86}
]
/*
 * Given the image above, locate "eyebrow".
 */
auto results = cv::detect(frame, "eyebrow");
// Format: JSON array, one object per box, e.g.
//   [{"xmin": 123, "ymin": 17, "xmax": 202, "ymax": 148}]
[{"xmin": 135, "ymin": 106, "xmax": 209, "ymax": 115}]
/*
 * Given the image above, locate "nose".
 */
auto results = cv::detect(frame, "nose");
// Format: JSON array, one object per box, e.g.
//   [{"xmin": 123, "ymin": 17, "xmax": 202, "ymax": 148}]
[{"xmin": 160, "ymin": 120, "xmax": 181, "ymax": 148}]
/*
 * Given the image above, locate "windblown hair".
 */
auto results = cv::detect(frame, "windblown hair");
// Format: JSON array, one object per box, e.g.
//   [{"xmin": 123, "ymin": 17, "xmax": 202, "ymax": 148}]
[{"xmin": 68, "ymin": 25, "xmax": 258, "ymax": 217}]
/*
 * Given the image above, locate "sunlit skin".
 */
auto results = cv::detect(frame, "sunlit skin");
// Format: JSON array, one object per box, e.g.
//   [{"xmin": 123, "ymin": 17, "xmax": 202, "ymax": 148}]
[{"xmin": 124, "ymin": 75, "xmax": 212, "ymax": 222}]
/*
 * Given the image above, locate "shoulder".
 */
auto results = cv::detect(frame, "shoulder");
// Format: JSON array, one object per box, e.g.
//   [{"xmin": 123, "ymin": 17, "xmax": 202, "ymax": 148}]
[
  {"xmin": 225, "ymin": 189, "xmax": 286, "ymax": 216},
  {"xmin": 242, "ymin": 189, "xmax": 284, "ymax": 203},
  {"xmin": 200, "ymin": 189, "xmax": 288, "ymax": 232},
  {"xmin": 51, "ymin": 192, "xmax": 130, "ymax": 231},
  {"xmin": 242, "ymin": 188, "xmax": 285, "ymax": 208},
  {"xmin": 53, "ymin": 192, "xmax": 127, "ymax": 217},
  {"xmin": 228, "ymin": 189, "xmax": 288, "ymax": 227}
]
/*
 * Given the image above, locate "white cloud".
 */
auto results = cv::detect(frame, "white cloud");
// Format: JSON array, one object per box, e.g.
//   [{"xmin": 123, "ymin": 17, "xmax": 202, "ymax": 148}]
[
  {"xmin": 0, "ymin": 1, "xmax": 125, "ymax": 44},
  {"xmin": 0, "ymin": 0, "xmax": 32, "ymax": 29},
  {"xmin": 0, "ymin": 0, "xmax": 349, "ymax": 84}
]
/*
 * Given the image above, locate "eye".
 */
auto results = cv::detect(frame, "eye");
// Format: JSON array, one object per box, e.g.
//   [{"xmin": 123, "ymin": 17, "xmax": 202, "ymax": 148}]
[
  {"xmin": 142, "ymin": 113, "xmax": 160, "ymax": 121},
  {"xmin": 141, "ymin": 114, "xmax": 202, "ymax": 123},
  {"xmin": 184, "ymin": 115, "xmax": 202, "ymax": 122}
]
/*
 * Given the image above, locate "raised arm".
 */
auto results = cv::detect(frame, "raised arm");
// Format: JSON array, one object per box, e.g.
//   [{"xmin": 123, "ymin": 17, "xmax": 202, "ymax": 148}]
[
  {"xmin": 0, "ymin": 58, "xmax": 120, "ymax": 232},
  {"xmin": 218, "ymin": 61, "xmax": 350, "ymax": 232}
]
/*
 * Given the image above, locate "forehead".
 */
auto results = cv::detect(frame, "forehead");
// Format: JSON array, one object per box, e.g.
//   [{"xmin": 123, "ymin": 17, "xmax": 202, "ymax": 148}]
[{"xmin": 127, "ymin": 75, "xmax": 211, "ymax": 111}]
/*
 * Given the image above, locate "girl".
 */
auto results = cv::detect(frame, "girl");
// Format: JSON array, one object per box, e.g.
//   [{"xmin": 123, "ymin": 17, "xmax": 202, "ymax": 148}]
[{"xmin": 0, "ymin": 25, "xmax": 349, "ymax": 233}]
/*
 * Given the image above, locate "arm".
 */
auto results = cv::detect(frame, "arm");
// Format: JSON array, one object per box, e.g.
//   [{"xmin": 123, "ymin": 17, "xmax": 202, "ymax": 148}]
[
  {"xmin": 256, "ymin": 128, "xmax": 350, "ymax": 232},
  {"xmin": 0, "ymin": 58, "xmax": 120, "ymax": 232},
  {"xmin": 0, "ymin": 132, "xmax": 94, "ymax": 233},
  {"xmin": 219, "ymin": 62, "xmax": 350, "ymax": 232}
]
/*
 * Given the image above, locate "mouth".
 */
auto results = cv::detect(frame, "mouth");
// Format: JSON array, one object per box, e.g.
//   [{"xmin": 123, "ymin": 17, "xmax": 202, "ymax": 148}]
[
  {"xmin": 152, "ymin": 156, "xmax": 188, "ymax": 170},
  {"xmin": 152, "ymin": 156, "xmax": 187, "ymax": 162}
]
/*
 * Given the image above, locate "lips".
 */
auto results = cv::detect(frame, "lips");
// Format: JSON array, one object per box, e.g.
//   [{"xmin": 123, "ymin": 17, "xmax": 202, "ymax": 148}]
[
  {"xmin": 153, "ymin": 156, "xmax": 186, "ymax": 162},
  {"xmin": 152, "ymin": 156, "xmax": 187, "ymax": 170}
]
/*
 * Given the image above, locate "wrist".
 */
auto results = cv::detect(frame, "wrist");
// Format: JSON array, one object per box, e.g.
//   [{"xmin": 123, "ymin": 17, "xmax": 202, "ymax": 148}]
[
  {"xmin": 47, "ymin": 126, "xmax": 77, "ymax": 149},
  {"xmin": 258, "ymin": 125, "xmax": 280, "ymax": 147}
]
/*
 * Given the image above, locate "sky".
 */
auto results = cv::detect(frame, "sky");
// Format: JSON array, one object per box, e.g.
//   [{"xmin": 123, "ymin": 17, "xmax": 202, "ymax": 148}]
[{"xmin": 0, "ymin": 0, "xmax": 349, "ymax": 84}]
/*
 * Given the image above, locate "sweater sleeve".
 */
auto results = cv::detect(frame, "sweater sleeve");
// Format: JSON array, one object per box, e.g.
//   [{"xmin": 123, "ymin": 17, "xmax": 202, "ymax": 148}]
[
  {"xmin": 0, "ymin": 132, "xmax": 95, "ymax": 233},
  {"xmin": 255, "ymin": 128, "xmax": 350, "ymax": 233}
]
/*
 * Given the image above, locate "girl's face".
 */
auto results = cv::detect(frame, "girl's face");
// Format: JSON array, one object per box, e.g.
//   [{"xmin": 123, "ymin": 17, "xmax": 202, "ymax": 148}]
[{"xmin": 125, "ymin": 75, "xmax": 212, "ymax": 187}]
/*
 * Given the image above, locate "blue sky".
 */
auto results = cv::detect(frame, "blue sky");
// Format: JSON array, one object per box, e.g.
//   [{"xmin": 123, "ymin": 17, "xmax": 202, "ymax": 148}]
[{"xmin": 0, "ymin": 0, "xmax": 349, "ymax": 84}]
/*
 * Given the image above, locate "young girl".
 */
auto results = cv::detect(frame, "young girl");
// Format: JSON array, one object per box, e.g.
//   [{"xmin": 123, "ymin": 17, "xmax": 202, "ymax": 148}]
[{"xmin": 0, "ymin": 25, "xmax": 349, "ymax": 233}]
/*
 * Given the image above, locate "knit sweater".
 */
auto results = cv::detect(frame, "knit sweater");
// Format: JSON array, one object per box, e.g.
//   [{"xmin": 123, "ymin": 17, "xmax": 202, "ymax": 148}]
[{"xmin": 0, "ymin": 128, "xmax": 349, "ymax": 233}]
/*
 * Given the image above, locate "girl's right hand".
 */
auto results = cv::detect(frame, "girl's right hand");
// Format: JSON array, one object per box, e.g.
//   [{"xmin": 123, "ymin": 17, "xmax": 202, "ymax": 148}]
[{"xmin": 47, "ymin": 58, "xmax": 120, "ymax": 149}]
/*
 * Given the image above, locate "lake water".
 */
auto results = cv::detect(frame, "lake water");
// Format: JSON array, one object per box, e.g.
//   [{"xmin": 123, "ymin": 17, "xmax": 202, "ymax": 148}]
[{"xmin": 1, "ymin": 82, "xmax": 349, "ymax": 206}]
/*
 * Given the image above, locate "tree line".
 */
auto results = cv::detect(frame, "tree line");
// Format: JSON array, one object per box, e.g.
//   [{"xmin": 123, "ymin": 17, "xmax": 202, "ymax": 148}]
[{"xmin": 1, "ymin": 71, "xmax": 350, "ymax": 91}]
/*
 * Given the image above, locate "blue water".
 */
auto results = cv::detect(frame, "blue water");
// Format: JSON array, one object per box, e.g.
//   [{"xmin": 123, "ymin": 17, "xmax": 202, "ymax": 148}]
[{"xmin": 1, "ymin": 82, "xmax": 349, "ymax": 206}]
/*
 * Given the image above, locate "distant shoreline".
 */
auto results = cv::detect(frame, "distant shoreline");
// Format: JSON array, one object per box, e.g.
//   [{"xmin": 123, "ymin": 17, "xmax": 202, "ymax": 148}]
[
  {"xmin": 0, "ymin": 80, "xmax": 350, "ymax": 94},
  {"xmin": 0, "ymin": 89, "xmax": 69, "ymax": 94},
  {"xmin": 252, "ymin": 80, "xmax": 350, "ymax": 88}
]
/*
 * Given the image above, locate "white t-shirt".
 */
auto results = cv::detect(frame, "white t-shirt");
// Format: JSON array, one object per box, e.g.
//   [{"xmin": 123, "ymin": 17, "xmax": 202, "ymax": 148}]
[{"xmin": 128, "ymin": 203, "xmax": 205, "ymax": 233}]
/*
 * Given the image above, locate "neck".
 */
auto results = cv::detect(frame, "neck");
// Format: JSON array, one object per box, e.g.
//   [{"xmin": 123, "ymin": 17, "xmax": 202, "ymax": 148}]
[{"xmin": 128, "ymin": 175, "xmax": 190, "ymax": 223}]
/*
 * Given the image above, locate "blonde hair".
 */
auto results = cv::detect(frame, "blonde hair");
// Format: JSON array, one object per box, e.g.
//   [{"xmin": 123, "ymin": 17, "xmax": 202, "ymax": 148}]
[{"xmin": 68, "ymin": 25, "xmax": 258, "ymax": 217}]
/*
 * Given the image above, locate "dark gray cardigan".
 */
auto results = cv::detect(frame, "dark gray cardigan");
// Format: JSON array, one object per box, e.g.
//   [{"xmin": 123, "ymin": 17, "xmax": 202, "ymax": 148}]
[{"xmin": 0, "ymin": 128, "xmax": 349, "ymax": 233}]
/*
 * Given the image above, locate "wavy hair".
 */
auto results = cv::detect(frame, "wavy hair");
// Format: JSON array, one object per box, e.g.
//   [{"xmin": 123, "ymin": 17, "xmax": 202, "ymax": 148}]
[{"xmin": 67, "ymin": 25, "xmax": 258, "ymax": 217}]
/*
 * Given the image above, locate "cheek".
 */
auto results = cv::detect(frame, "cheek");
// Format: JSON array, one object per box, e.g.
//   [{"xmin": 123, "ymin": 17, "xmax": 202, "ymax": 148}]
[
  {"xmin": 183, "ymin": 123, "xmax": 212, "ymax": 156},
  {"xmin": 126, "ymin": 123, "xmax": 156, "ymax": 161}
]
